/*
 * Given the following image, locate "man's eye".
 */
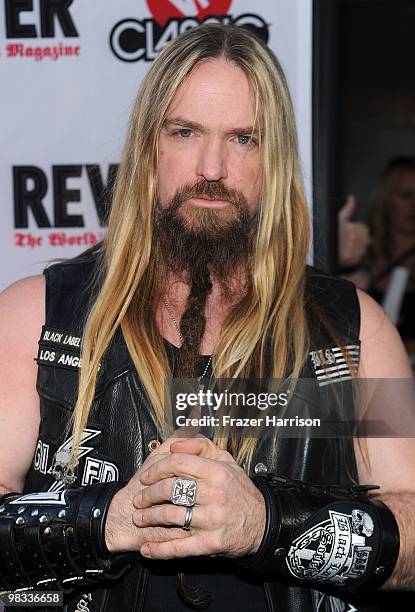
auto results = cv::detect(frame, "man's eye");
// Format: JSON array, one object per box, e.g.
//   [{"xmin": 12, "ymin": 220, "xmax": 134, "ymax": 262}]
[
  {"xmin": 176, "ymin": 128, "xmax": 193, "ymax": 138},
  {"xmin": 236, "ymin": 134, "xmax": 254, "ymax": 145}
]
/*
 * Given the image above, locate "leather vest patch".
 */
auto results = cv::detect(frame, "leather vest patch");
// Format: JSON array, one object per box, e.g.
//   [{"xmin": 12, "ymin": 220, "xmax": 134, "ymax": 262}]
[
  {"xmin": 309, "ymin": 344, "xmax": 360, "ymax": 387},
  {"xmin": 33, "ymin": 427, "xmax": 119, "ymax": 492},
  {"xmin": 37, "ymin": 325, "xmax": 82, "ymax": 371},
  {"xmin": 40, "ymin": 326, "xmax": 82, "ymax": 348}
]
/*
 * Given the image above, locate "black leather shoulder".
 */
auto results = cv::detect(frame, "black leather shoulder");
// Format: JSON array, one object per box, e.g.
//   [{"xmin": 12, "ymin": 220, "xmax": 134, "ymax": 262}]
[
  {"xmin": 305, "ymin": 266, "xmax": 361, "ymax": 348},
  {"xmin": 43, "ymin": 249, "xmax": 103, "ymax": 331}
]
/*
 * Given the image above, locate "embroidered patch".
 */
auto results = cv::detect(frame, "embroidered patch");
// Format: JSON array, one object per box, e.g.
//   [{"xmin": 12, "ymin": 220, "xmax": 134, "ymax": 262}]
[
  {"xmin": 37, "ymin": 326, "xmax": 82, "ymax": 370},
  {"xmin": 33, "ymin": 428, "xmax": 120, "ymax": 492},
  {"xmin": 286, "ymin": 508, "xmax": 373, "ymax": 586},
  {"xmin": 36, "ymin": 346, "xmax": 82, "ymax": 370},
  {"xmin": 310, "ymin": 345, "xmax": 360, "ymax": 387},
  {"xmin": 40, "ymin": 326, "xmax": 82, "ymax": 349}
]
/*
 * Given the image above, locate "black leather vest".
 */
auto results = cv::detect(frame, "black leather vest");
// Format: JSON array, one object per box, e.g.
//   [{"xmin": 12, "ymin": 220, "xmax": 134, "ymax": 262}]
[{"xmin": 23, "ymin": 254, "xmax": 379, "ymax": 612}]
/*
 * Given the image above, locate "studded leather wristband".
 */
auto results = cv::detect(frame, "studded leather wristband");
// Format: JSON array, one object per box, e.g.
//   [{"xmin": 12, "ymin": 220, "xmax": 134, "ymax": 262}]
[{"xmin": 0, "ymin": 482, "xmax": 138, "ymax": 593}]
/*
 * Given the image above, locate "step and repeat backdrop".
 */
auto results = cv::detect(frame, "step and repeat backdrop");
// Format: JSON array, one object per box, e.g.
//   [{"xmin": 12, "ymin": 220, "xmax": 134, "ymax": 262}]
[{"xmin": 0, "ymin": 0, "xmax": 312, "ymax": 290}]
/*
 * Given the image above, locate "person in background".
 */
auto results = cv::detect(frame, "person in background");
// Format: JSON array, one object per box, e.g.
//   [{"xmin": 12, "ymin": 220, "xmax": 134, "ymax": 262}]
[
  {"xmin": 368, "ymin": 157, "xmax": 415, "ymax": 293},
  {"xmin": 340, "ymin": 158, "xmax": 415, "ymax": 354}
]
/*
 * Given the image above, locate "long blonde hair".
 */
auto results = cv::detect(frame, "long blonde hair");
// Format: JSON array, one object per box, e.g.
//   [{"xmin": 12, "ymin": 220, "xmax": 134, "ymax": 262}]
[{"xmin": 69, "ymin": 24, "xmax": 311, "ymax": 474}]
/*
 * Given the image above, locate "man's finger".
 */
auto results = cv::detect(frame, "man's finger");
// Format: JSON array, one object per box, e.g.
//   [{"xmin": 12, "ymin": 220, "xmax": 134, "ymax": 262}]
[
  {"xmin": 133, "ymin": 503, "xmax": 203, "ymax": 530},
  {"xmin": 139, "ymin": 452, "xmax": 172, "ymax": 479},
  {"xmin": 149, "ymin": 433, "xmax": 191, "ymax": 456},
  {"xmin": 139, "ymin": 526, "xmax": 192, "ymax": 544},
  {"xmin": 170, "ymin": 437, "xmax": 233, "ymax": 462},
  {"xmin": 140, "ymin": 453, "xmax": 220, "ymax": 485},
  {"xmin": 134, "ymin": 477, "xmax": 208, "ymax": 508},
  {"xmin": 140, "ymin": 535, "xmax": 214, "ymax": 560},
  {"xmin": 134, "ymin": 477, "xmax": 175, "ymax": 507},
  {"xmin": 138, "ymin": 432, "xmax": 197, "ymax": 473},
  {"xmin": 133, "ymin": 504, "xmax": 186, "ymax": 528},
  {"xmin": 128, "ymin": 452, "xmax": 170, "ymax": 488}
]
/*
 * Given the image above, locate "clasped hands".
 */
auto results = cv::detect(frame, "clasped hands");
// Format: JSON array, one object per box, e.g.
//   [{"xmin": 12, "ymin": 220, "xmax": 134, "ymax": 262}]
[{"xmin": 105, "ymin": 435, "xmax": 265, "ymax": 560}]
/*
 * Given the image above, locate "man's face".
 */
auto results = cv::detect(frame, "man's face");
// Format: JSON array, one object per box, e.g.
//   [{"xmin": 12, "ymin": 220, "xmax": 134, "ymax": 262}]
[{"xmin": 157, "ymin": 57, "xmax": 261, "ymax": 228}]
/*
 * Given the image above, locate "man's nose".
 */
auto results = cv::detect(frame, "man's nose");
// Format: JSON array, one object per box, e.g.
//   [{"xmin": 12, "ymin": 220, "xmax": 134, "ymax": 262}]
[{"xmin": 196, "ymin": 137, "xmax": 228, "ymax": 182}]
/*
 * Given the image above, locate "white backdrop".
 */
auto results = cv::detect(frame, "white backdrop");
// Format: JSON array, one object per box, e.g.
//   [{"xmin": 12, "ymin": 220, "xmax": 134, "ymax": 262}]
[{"xmin": 0, "ymin": 0, "xmax": 312, "ymax": 290}]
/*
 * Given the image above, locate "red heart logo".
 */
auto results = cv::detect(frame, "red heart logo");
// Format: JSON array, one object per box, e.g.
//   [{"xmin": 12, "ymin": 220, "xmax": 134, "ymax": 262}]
[{"xmin": 146, "ymin": 0, "xmax": 233, "ymax": 27}]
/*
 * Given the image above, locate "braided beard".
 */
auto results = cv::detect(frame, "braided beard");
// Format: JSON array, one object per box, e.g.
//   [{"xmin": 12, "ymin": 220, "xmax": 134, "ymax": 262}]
[{"xmin": 154, "ymin": 179, "xmax": 257, "ymax": 377}]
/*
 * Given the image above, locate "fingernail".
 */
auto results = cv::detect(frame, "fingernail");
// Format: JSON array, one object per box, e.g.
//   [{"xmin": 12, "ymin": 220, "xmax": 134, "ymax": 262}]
[
  {"xmin": 141, "ymin": 544, "xmax": 151, "ymax": 558},
  {"xmin": 140, "ymin": 470, "xmax": 149, "ymax": 482}
]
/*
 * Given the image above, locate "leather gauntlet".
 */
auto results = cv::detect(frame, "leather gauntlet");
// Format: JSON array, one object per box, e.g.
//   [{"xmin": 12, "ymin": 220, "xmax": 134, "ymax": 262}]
[
  {"xmin": 0, "ymin": 482, "xmax": 138, "ymax": 593},
  {"xmin": 237, "ymin": 474, "xmax": 400, "ymax": 593}
]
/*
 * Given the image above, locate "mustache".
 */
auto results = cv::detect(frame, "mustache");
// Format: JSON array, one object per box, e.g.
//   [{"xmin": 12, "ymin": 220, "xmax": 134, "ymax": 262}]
[{"xmin": 168, "ymin": 179, "xmax": 248, "ymax": 211}]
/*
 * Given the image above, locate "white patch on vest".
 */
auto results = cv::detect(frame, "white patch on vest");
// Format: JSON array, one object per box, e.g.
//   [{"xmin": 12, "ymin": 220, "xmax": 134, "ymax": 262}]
[
  {"xmin": 42, "ymin": 328, "xmax": 81, "ymax": 347},
  {"xmin": 310, "ymin": 345, "xmax": 360, "ymax": 386}
]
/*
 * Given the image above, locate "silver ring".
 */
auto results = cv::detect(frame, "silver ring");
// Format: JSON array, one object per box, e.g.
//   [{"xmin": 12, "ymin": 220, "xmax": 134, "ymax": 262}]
[
  {"xmin": 171, "ymin": 477, "xmax": 197, "ymax": 507},
  {"xmin": 182, "ymin": 506, "xmax": 193, "ymax": 531}
]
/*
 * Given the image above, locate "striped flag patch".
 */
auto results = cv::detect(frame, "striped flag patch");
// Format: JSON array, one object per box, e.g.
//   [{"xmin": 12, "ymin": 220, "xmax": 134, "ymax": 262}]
[{"xmin": 309, "ymin": 345, "xmax": 360, "ymax": 386}]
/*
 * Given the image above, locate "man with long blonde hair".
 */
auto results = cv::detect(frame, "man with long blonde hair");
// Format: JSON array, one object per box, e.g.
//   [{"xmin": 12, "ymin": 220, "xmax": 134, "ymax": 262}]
[{"xmin": 0, "ymin": 24, "xmax": 414, "ymax": 612}]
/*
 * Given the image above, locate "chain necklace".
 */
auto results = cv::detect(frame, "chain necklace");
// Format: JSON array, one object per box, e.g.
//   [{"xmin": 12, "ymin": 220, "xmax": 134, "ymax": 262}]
[{"xmin": 163, "ymin": 300, "xmax": 212, "ymax": 380}]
